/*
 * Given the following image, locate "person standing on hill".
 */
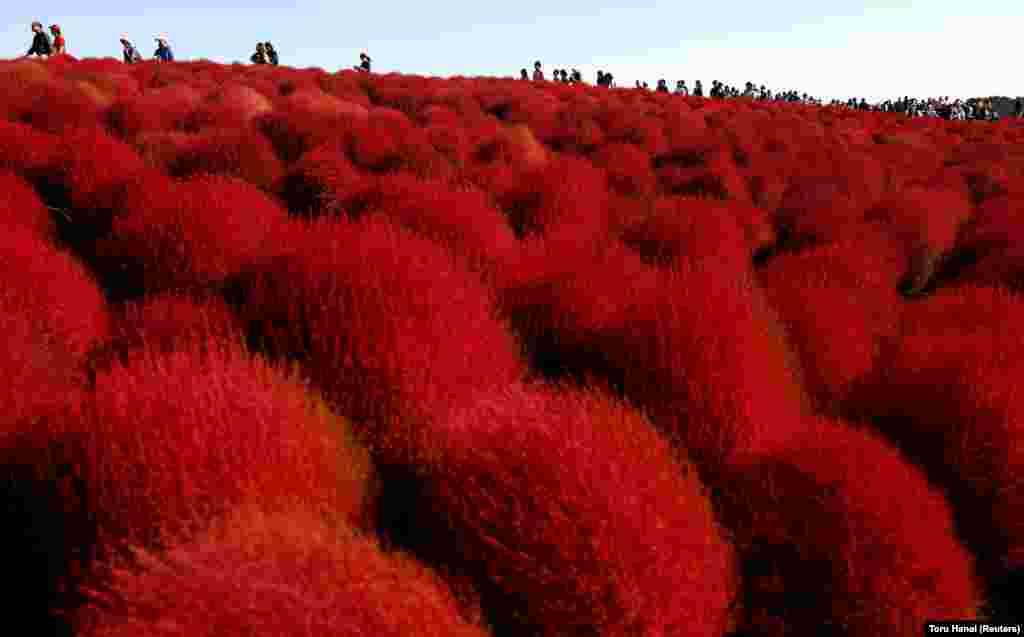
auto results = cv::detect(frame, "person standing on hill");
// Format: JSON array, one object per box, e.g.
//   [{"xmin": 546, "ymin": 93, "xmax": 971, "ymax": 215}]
[
  {"xmin": 49, "ymin": 25, "xmax": 66, "ymax": 55},
  {"xmin": 154, "ymin": 35, "xmax": 174, "ymax": 62},
  {"xmin": 24, "ymin": 21, "xmax": 52, "ymax": 58},
  {"xmin": 120, "ymin": 35, "xmax": 142, "ymax": 63},
  {"xmin": 693, "ymin": 80, "xmax": 703, "ymax": 97},
  {"xmin": 1015, "ymin": 97, "xmax": 1023, "ymax": 118},
  {"xmin": 656, "ymin": 79, "xmax": 669, "ymax": 93},
  {"xmin": 675, "ymin": 80, "xmax": 689, "ymax": 96},
  {"xmin": 251, "ymin": 42, "xmax": 267, "ymax": 64},
  {"xmin": 520, "ymin": 68, "xmax": 529, "ymax": 80},
  {"xmin": 356, "ymin": 52, "xmax": 371, "ymax": 72},
  {"xmin": 264, "ymin": 42, "xmax": 279, "ymax": 65},
  {"xmin": 532, "ymin": 61, "xmax": 544, "ymax": 81}
]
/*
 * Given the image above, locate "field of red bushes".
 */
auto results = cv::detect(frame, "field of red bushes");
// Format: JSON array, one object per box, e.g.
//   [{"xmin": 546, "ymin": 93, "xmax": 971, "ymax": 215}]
[{"xmin": 2, "ymin": 54, "xmax": 1023, "ymax": 635}]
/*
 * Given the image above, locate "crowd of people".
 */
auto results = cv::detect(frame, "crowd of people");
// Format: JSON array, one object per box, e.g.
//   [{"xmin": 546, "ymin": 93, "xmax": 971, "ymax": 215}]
[{"xmin": 16, "ymin": 21, "xmax": 1021, "ymax": 121}]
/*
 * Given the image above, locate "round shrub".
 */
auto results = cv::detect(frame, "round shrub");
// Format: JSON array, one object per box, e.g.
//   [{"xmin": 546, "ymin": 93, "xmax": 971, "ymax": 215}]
[
  {"xmin": 98, "ymin": 174, "xmax": 290, "ymax": 296},
  {"xmin": 716, "ymin": 417, "xmax": 981, "ymax": 636},
  {"xmin": 383, "ymin": 385, "xmax": 736, "ymax": 636},
  {"xmin": 229, "ymin": 216, "xmax": 526, "ymax": 445},
  {"xmin": 76, "ymin": 507, "xmax": 489, "ymax": 637},
  {"xmin": 0, "ymin": 171, "xmax": 54, "ymax": 240}
]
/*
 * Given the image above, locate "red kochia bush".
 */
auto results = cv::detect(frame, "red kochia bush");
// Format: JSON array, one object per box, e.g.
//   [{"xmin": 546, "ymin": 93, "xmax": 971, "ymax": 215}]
[
  {"xmin": 279, "ymin": 143, "xmax": 367, "ymax": 216},
  {"xmin": 490, "ymin": 155, "xmax": 610, "ymax": 242},
  {"xmin": 88, "ymin": 292, "xmax": 243, "ymax": 372},
  {"xmin": 0, "ymin": 171, "xmax": 54, "ymax": 240},
  {"xmin": 100, "ymin": 174, "xmax": 289, "ymax": 294},
  {"xmin": 850, "ymin": 285, "xmax": 1024, "ymax": 577},
  {"xmin": 716, "ymin": 417, "xmax": 981, "ymax": 636},
  {"xmin": 0, "ymin": 226, "xmax": 110, "ymax": 360},
  {"xmin": 76, "ymin": 508, "xmax": 489, "ymax": 637},
  {"xmin": 2, "ymin": 77, "xmax": 102, "ymax": 134},
  {"xmin": 389, "ymin": 385, "xmax": 735, "ymax": 636},
  {"xmin": 231, "ymin": 217, "xmax": 526, "ymax": 444},
  {"xmin": 773, "ymin": 175, "xmax": 866, "ymax": 247},
  {"xmin": 0, "ymin": 120, "xmax": 59, "ymax": 175},
  {"xmin": 619, "ymin": 195, "xmax": 752, "ymax": 269},
  {"xmin": 865, "ymin": 186, "xmax": 973, "ymax": 293},
  {"xmin": 953, "ymin": 195, "xmax": 1024, "ymax": 291},
  {"xmin": 757, "ymin": 241, "xmax": 903, "ymax": 414},
  {"xmin": 497, "ymin": 236, "xmax": 810, "ymax": 476},
  {"xmin": 159, "ymin": 127, "xmax": 285, "ymax": 191}
]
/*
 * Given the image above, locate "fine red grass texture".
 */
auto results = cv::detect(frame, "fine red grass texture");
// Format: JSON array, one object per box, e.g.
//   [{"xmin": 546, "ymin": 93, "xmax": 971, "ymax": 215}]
[
  {"xmin": 0, "ymin": 226, "xmax": 110, "ymax": 360},
  {"xmin": 954, "ymin": 195, "xmax": 1024, "ymax": 291},
  {"xmin": 497, "ymin": 239, "xmax": 810, "ymax": 476},
  {"xmin": 99, "ymin": 174, "xmax": 290, "ymax": 294},
  {"xmin": 356, "ymin": 174, "xmax": 521, "ymax": 276},
  {"xmin": 69, "ymin": 342, "xmax": 372, "ymax": 548},
  {"xmin": 231, "ymin": 217, "xmax": 526, "ymax": 444},
  {"xmin": 716, "ymin": 417, "xmax": 981, "ymax": 636},
  {"xmin": 865, "ymin": 185, "xmax": 973, "ymax": 293},
  {"xmin": 774, "ymin": 175, "xmax": 867, "ymax": 247},
  {"xmin": 76, "ymin": 507, "xmax": 490, "ymax": 637},
  {"xmin": 391, "ymin": 385, "xmax": 736, "ymax": 637},
  {"xmin": 88, "ymin": 292, "xmax": 244, "ymax": 372},
  {"xmin": 490, "ymin": 155, "xmax": 610, "ymax": 242},
  {"xmin": 3, "ymin": 77, "xmax": 102, "ymax": 134},
  {"xmin": 851, "ymin": 285, "xmax": 1024, "ymax": 576},
  {"xmin": 156, "ymin": 127, "xmax": 285, "ymax": 192},
  {"xmin": 278, "ymin": 143, "xmax": 369, "ymax": 217},
  {"xmin": 0, "ymin": 119, "xmax": 59, "ymax": 176},
  {"xmin": 756, "ymin": 241, "xmax": 904, "ymax": 414},
  {"xmin": 0, "ymin": 171, "xmax": 55, "ymax": 240},
  {"xmin": 618, "ymin": 195, "xmax": 752, "ymax": 269}
]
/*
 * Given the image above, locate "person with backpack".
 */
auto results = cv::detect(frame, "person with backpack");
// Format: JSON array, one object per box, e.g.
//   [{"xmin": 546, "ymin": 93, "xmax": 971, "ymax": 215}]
[
  {"xmin": 49, "ymin": 24, "xmax": 66, "ymax": 55},
  {"xmin": 355, "ymin": 52, "xmax": 371, "ymax": 72},
  {"xmin": 154, "ymin": 34, "xmax": 174, "ymax": 62},
  {"xmin": 264, "ymin": 42, "xmax": 278, "ymax": 65},
  {"xmin": 251, "ymin": 42, "xmax": 267, "ymax": 64},
  {"xmin": 24, "ymin": 21, "xmax": 52, "ymax": 58},
  {"xmin": 120, "ymin": 34, "xmax": 143, "ymax": 63}
]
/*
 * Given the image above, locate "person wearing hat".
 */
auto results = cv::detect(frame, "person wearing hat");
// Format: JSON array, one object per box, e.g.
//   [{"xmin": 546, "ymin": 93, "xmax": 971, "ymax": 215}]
[
  {"xmin": 154, "ymin": 35, "xmax": 174, "ymax": 62},
  {"xmin": 264, "ymin": 42, "xmax": 279, "ymax": 66},
  {"xmin": 49, "ymin": 24, "xmax": 66, "ymax": 55},
  {"xmin": 120, "ymin": 34, "xmax": 142, "ymax": 63},
  {"xmin": 24, "ymin": 21, "xmax": 52, "ymax": 58},
  {"xmin": 355, "ymin": 52, "xmax": 371, "ymax": 72}
]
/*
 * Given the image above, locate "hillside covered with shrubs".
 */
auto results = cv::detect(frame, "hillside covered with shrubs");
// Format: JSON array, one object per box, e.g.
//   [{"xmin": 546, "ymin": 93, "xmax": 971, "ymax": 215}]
[{"xmin": 2, "ymin": 55, "xmax": 1024, "ymax": 636}]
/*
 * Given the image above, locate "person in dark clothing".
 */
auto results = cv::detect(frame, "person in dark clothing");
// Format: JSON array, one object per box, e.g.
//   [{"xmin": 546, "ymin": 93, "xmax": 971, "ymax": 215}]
[
  {"xmin": 521, "ymin": 68, "xmax": 529, "ymax": 80},
  {"xmin": 597, "ymin": 70, "xmax": 606, "ymax": 86},
  {"xmin": 24, "ymin": 21, "xmax": 52, "ymax": 58},
  {"xmin": 356, "ymin": 52, "xmax": 371, "ymax": 72},
  {"xmin": 570, "ymin": 68, "xmax": 582, "ymax": 83},
  {"xmin": 120, "ymin": 34, "xmax": 142, "ymax": 63},
  {"xmin": 693, "ymin": 80, "xmax": 703, "ymax": 97},
  {"xmin": 560, "ymin": 69, "xmax": 571, "ymax": 84},
  {"xmin": 656, "ymin": 79, "xmax": 669, "ymax": 93},
  {"xmin": 1016, "ymin": 97, "xmax": 1023, "ymax": 118},
  {"xmin": 49, "ymin": 25, "xmax": 66, "ymax": 55},
  {"xmin": 532, "ymin": 61, "xmax": 544, "ymax": 81},
  {"xmin": 251, "ymin": 42, "xmax": 267, "ymax": 64},
  {"xmin": 154, "ymin": 35, "xmax": 174, "ymax": 61},
  {"xmin": 264, "ymin": 42, "xmax": 278, "ymax": 65}
]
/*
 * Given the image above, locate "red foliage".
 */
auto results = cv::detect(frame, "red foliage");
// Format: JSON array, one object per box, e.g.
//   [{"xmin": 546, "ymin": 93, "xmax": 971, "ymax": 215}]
[
  {"xmin": 850, "ymin": 285, "xmax": 1024, "ymax": 576},
  {"xmin": 497, "ymin": 237, "xmax": 810, "ymax": 476},
  {"xmin": 2, "ymin": 77, "xmax": 102, "ymax": 133},
  {"xmin": 154, "ymin": 127, "xmax": 284, "ymax": 191},
  {"xmin": 0, "ymin": 119, "xmax": 59, "ymax": 176},
  {"xmin": 0, "ymin": 226, "xmax": 110, "ymax": 360},
  {"xmin": 716, "ymin": 417, "xmax": 981, "ymax": 636},
  {"xmin": 89, "ymin": 292, "xmax": 243, "ymax": 372},
  {"xmin": 866, "ymin": 185, "xmax": 973, "ymax": 293},
  {"xmin": 279, "ymin": 143, "xmax": 368, "ymax": 216},
  {"xmin": 390, "ymin": 385, "xmax": 736, "ymax": 636},
  {"xmin": 0, "ymin": 171, "xmax": 54, "ymax": 240},
  {"xmin": 774, "ymin": 175, "xmax": 867, "ymax": 247},
  {"xmin": 231, "ymin": 217, "xmax": 526, "ymax": 444},
  {"xmin": 590, "ymin": 142, "xmax": 657, "ymax": 197},
  {"xmin": 76, "ymin": 508, "xmax": 488, "ymax": 637},
  {"xmin": 619, "ymin": 195, "xmax": 753, "ymax": 269},
  {"xmin": 757, "ymin": 241, "xmax": 903, "ymax": 413},
  {"xmin": 954, "ymin": 194, "xmax": 1024, "ymax": 291},
  {"xmin": 490, "ymin": 155, "xmax": 610, "ymax": 242},
  {"xmin": 99, "ymin": 174, "xmax": 290, "ymax": 294}
]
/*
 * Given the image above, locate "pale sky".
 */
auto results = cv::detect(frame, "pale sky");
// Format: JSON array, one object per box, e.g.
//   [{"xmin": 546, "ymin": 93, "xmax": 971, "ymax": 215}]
[{"xmin": 3, "ymin": 1, "xmax": 1021, "ymax": 101}]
